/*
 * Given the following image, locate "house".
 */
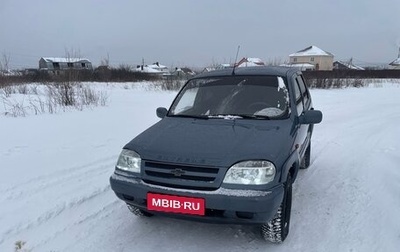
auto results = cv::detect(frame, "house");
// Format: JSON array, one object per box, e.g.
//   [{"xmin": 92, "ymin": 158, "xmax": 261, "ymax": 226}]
[
  {"xmin": 388, "ymin": 58, "xmax": 400, "ymax": 69},
  {"xmin": 216, "ymin": 63, "xmax": 232, "ymax": 70},
  {"xmin": 388, "ymin": 48, "xmax": 400, "ymax": 69},
  {"xmin": 201, "ymin": 67, "xmax": 218, "ymax": 73},
  {"xmin": 201, "ymin": 63, "xmax": 231, "ymax": 73},
  {"xmin": 280, "ymin": 63, "xmax": 315, "ymax": 71},
  {"xmin": 136, "ymin": 62, "xmax": 171, "ymax": 76},
  {"xmin": 172, "ymin": 67, "xmax": 196, "ymax": 78},
  {"xmin": 236, "ymin": 57, "xmax": 265, "ymax": 67},
  {"xmin": 39, "ymin": 57, "xmax": 93, "ymax": 73},
  {"xmin": 333, "ymin": 59, "xmax": 364, "ymax": 70},
  {"xmin": 289, "ymin": 46, "xmax": 334, "ymax": 70}
]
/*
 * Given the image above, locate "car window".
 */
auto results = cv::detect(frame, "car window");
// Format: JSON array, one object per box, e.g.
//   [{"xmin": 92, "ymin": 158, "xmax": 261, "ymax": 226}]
[
  {"xmin": 296, "ymin": 75, "xmax": 310, "ymax": 109},
  {"xmin": 293, "ymin": 76, "xmax": 304, "ymax": 115},
  {"xmin": 169, "ymin": 76, "xmax": 290, "ymax": 119},
  {"xmin": 293, "ymin": 77, "xmax": 302, "ymax": 103},
  {"xmin": 172, "ymin": 87, "xmax": 198, "ymax": 114}
]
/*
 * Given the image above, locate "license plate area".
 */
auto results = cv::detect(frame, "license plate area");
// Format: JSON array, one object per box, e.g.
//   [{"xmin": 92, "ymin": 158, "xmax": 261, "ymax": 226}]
[{"xmin": 147, "ymin": 193, "xmax": 205, "ymax": 216}]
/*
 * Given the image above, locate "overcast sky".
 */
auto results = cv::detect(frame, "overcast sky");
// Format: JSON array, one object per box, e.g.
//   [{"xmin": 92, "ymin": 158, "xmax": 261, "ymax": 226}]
[{"xmin": 1, "ymin": 0, "xmax": 400, "ymax": 69}]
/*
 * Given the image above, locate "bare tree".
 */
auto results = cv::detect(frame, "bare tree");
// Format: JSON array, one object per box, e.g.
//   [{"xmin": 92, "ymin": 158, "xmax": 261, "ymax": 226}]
[
  {"xmin": 0, "ymin": 52, "xmax": 11, "ymax": 71},
  {"xmin": 100, "ymin": 53, "xmax": 110, "ymax": 67},
  {"xmin": 64, "ymin": 47, "xmax": 81, "ymax": 60},
  {"xmin": 63, "ymin": 47, "xmax": 83, "ymax": 82},
  {"xmin": 266, "ymin": 57, "xmax": 285, "ymax": 66}
]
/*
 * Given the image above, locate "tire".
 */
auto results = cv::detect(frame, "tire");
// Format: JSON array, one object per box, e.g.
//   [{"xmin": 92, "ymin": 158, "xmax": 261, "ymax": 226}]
[
  {"xmin": 126, "ymin": 204, "xmax": 153, "ymax": 217},
  {"xmin": 300, "ymin": 143, "xmax": 311, "ymax": 169},
  {"xmin": 261, "ymin": 174, "xmax": 292, "ymax": 243}
]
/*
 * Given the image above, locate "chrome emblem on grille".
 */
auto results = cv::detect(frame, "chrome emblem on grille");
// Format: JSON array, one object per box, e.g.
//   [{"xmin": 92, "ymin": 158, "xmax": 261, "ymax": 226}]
[{"xmin": 171, "ymin": 168, "xmax": 185, "ymax": 177}]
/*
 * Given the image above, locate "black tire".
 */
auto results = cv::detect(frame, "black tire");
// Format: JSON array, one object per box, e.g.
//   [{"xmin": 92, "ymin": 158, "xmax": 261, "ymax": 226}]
[
  {"xmin": 126, "ymin": 204, "xmax": 153, "ymax": 217},
  {"xmin": 300, "ymin": 143, "xmax": 311, "ymax": 169},
  {"xmin": 261, "ymin": 174, "xmax": 292, "ymax": 243}
]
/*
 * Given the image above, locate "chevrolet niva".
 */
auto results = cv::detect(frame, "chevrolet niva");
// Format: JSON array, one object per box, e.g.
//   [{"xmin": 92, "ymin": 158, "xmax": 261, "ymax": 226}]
[{"xmin": 110, "ymin": 66, "xmax": 322, "ymax": 243}]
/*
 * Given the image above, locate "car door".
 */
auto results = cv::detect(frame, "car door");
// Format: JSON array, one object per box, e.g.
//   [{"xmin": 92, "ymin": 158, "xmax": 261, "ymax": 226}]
[{"xmin": 293, "ymin": 74, "xmax": 310, "ymax": 160}]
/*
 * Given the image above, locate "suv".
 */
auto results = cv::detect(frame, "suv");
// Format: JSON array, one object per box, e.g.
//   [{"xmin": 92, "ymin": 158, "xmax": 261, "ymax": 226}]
[{"xmin": 110, "ymin": 66, "xmax": 322, "ymax": 243}]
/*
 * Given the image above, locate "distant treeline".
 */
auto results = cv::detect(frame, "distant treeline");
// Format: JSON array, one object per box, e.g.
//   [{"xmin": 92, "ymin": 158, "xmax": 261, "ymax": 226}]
[
  {"xmin": 0, "ymin": 67, "xmax": 163, "ymax": 86},
  {"xmin": 1, "ymin": 68, "xmax": 400, "ymax": 89},
  {"xmin": 302, "ymin": 69, "xmax": 400, "ymax": 88},
  {"xmin": 303, "ymin": 69, "xmax": 400, "ymax": 79}
]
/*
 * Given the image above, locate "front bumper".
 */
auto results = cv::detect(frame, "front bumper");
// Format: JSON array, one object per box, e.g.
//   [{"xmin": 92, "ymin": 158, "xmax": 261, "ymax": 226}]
[{"xmin": 110, "ymin": 173, "xmax": 284, "ymax": 224}]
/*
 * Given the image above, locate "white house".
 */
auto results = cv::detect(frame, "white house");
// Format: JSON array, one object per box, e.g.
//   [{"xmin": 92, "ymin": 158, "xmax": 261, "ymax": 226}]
[
  {"xmin": 136, "ymin": 62, "xmax": 170, "ymax": 76},
  {"xmin": 280, "ymin": 63, "xmax": 315, "ymax": 71},
  {"xmin": 39, "ymin": 57, "xmax": 93, "ymax": 72},
  {"xmin": 388, "ymin": 58, "xmax": 400, "ymax": 70},
  {"xmin": 289, "ymin": 46, "xmax": 334, "ymax": 70},
  {"xmin": 333, "ymin": 59, "xmax": 364, "ymax": 70},
  {"xmin": 236, "ymin": 57, "xmax": 265, "ymax": 67}
]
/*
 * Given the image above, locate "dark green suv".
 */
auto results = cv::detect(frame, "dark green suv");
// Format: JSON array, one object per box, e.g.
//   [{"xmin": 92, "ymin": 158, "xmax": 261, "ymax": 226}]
[{"xmin": 110, "ymin": 66, "xmax": 322, "ymax": 243}]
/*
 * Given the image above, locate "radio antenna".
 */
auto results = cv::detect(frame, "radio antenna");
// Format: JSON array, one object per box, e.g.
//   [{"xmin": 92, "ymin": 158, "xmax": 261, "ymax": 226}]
[{"xmin": 232, "ymin": 45, "xmax": 240, "ymax": 75}]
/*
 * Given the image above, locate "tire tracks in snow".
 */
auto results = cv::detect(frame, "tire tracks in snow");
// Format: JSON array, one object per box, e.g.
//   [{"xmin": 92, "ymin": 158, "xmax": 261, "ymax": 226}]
[
  {"xmin": 0, "ymin": 155, "xmax": 117, "ymax": 201},
  {"xmin": 0, "ymin": 156, "xmax": 117, "ymax": 248}
]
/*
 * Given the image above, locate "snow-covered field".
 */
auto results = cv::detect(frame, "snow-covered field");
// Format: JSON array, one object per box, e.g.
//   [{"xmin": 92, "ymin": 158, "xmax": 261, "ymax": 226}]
[{"xmin": 1, "ymin": 82, "xmax": 399, "ymax": 252}]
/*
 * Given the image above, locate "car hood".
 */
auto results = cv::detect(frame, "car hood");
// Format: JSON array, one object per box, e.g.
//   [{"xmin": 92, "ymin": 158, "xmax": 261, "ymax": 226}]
[{"xmin": 125, "ymin": 117, "xmax": 293, "ymax": 168}]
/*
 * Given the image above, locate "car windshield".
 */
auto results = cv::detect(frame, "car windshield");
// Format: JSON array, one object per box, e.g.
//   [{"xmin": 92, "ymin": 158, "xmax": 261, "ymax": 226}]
[{"xmin": 169, "ymin": 75, "xmax": 290, "ymax": 119}]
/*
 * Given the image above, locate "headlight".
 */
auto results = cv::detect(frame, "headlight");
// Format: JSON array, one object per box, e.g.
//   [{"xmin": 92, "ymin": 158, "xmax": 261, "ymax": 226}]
[
  {"xmin": 116, "ymin": 149, "xmax": 141, "ymax": 173},
  {"xmin": 223, "ymin": 160, "xmax": 275, "ymax": 185}
]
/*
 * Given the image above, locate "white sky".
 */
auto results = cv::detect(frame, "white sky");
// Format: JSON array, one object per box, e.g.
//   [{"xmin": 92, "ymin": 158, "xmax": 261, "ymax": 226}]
[{"xmin": 1, "ymin": 0, "xmax": 400, "ymax": 69}]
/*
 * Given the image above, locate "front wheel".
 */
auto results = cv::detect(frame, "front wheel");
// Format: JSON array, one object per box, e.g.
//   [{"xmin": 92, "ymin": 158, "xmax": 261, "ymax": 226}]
[{"xmin": 261, "ymin": 174, "xmax": 292, "ymax": 243}]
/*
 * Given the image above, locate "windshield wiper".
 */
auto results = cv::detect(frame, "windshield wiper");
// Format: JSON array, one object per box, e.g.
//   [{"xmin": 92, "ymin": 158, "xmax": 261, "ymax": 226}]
[
  {"xmin": 209, "ymin": 114, "xmax": 270, "ymax": 120},
  {"xmin": 170, "ymin": 114, "xmax": 209, "ymax": 119},
  {"xmin": 236, "ymin": 114, "xmax": 271, "ymax": 120}
]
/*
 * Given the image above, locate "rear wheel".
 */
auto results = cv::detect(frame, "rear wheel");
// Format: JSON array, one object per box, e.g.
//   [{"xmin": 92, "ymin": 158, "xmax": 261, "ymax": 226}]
[
  {"xmin": 300, "ymin": 143, "xmax": 311, "ymax": 169},
  {"xmin": 261, "ymin": 174, "xmax": 292, "ymax": 243},
  {"xmin": 126, "ymin": 204, "xmax": 153, "ymax": 217}
]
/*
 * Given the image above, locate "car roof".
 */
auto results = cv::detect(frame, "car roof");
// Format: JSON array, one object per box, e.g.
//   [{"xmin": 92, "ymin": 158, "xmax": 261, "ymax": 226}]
[{"xmin": 193, "ymin": 66, "xmax": 300, "ymax": 79}]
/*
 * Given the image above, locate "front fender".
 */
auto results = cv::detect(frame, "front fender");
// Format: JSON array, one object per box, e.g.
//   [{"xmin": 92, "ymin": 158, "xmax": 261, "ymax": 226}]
[{"xmin": 280, "ymin": 149, "xmax": 300, "ymax": 183}]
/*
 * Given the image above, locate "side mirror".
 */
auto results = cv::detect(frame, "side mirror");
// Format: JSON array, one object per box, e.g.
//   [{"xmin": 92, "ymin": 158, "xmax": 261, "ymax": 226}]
[
  {"xmin": 299, "ymin": 110, "xmax": 323, "ymax": 124},
  {"xmin": 156, "ymin": 107, "xmax": 168, "ymax": 119}
]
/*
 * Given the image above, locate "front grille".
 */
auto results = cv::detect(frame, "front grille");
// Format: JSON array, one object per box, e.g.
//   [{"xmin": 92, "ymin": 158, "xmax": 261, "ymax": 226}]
[{"xmin": 143, "ymin": 161, "xmax": 222, "ymax": 190}]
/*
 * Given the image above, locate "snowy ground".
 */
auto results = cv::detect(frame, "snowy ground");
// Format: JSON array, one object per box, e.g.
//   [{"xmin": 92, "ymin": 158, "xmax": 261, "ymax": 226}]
[{"xmin": 1, "ymin": 82, "xmax": 400, "ymax": 252}]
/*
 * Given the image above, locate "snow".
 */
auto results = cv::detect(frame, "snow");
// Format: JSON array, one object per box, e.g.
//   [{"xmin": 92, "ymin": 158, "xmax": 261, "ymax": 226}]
[
  {"xmin": 281, "ymin": 63, "xmax": 316, "ymax": 70},
  {"xmin": 237, "ymin": 58, "xmax": 265, "ymax": 68},
  {"xmin": 1, "ymin": 82, "xmax": 400, "ymax": 252},
  {"xmin": 289, "ymin": 45, "xmax": 333, "ymax": 57},
  {"xmin": 208, "ymin": 115, "xmax": 243, "ymax": 120},
  {"xmin": 135, "ymin": 66, "xmax": 162, "ymax": 73},
  {"xmin": 136, "ymin": 63, "xmax": 170, "ymax": 75},
  {"xmin": 42, "ymin": 57, "xmax": 90, "ymax": 63},
  {"xmin": 246, "ymin": 58, "xmax": 263, "ymax": 63},
  {"xmin": 254, "ymin": 107, "xmax": 284, "ymax": 117}
]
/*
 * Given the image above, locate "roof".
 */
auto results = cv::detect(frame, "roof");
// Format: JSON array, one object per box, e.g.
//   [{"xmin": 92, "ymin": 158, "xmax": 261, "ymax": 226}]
[
  {"xmin": 136, "ymin": 61, "xmax": 170, "ymax": 74},
  {"xmin": 41, "ymin": 57, "xmax": 91, "ymax": 63},
  {"xmin": 289, "ymin": 45, "xmax": 334, "ymax": 57},
  {"xmin": 334, "ymin": 60, "xmax": 364, "ymax": 70},
  {"xmin": 280, "ymin": 63, "xmax": 315, "ymax": 70},
  {"xmin": 389, "ymin": 58, "xmax": 400, "ymax": 66},
  {"xmin": 246, "ymin": 58, "xmax": 264, "ymax": 63},
  {"xmin": 194, "ymin": 66, "xmax": 299, "ymax": 79},
  {"xmin": 147, "ymin": 62, "xmax": 168, "ymax": 69},
  {"xmin": 175, "ymin": 67, "xmax": 196, "ymax": 75},
  {"xmin": 236, "ymin": 57, "xmax": 265, "ymax": 67},
  {"xmin": 136, "ymin": 66, "xmax": 163, "ymax": 73}
]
